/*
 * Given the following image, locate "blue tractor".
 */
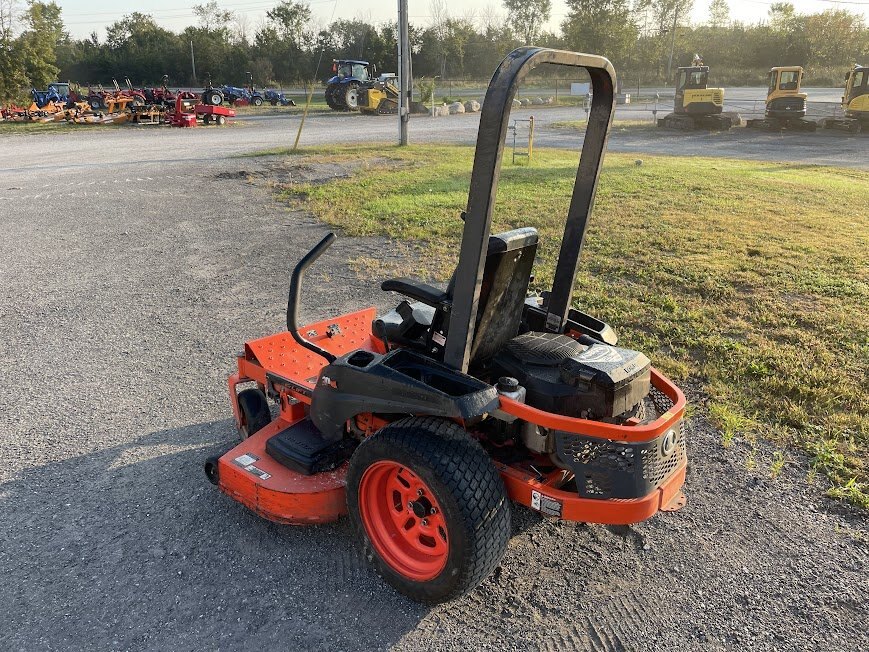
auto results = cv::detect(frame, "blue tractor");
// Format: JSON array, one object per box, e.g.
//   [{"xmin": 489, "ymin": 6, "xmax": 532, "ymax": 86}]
[
  {"xmin": 222, "ymin": 72, "xmax": 267, "ymax": 106},
  {"xmin": 325, "ymin": 59, "xmax": 375, "ymax": 111},
  {"xmin": 264, "ymin": 89, "xmax": 296, "ymax": 106},
  {"xmin": 30, "ymin": 82, "xmax": 70, "ymax": 108}
]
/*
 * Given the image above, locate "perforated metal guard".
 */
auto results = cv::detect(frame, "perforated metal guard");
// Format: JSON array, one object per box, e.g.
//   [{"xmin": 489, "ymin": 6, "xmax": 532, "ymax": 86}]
[{"xmin": 554, "ymin": 390, "xmax": 686, "ymax": 500}]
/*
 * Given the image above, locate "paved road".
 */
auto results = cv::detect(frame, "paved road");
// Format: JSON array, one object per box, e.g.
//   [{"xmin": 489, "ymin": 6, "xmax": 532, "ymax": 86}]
[
  {"xmin": 1, "ymin": 117, "xmax": 866, "ymax": 651},
  {"xmin": 1, "ymin": 107, "xmax": 866, "ymax": 180}
]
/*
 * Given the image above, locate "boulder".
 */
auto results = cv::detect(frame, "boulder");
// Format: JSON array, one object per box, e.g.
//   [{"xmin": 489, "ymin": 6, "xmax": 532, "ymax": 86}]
[
  {"xmin": 448, "ymin": 101, "xmax": 465, "ymax": 114},
  {"xmin": 463, "ymin": 100, "xmax": 481, "ymax": 113},
  {"xmin": 520, "ymin": 98, "xmax": 532, "ymax": 106},
  {"xmin": 433, "ymin": 103, "xmax": 450, "ymax": 117},
  {"xmin": 512, "ymin": 98, "xmax": 522, "ymax": 108},
  {"xmin": 532, "ymin": 97, "xmax": 545, "ymax": 105}
]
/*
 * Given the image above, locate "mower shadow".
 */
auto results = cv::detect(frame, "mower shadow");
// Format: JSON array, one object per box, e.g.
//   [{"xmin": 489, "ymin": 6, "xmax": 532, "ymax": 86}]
[{"xmin": 0, "ymin": 419, "xmax": 429, "ymax": 651}]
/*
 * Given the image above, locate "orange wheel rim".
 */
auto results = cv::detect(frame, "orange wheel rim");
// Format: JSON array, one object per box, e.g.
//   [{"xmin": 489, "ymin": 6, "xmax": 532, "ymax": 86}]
[{"xmin": 358, "ymin": 461, "xmax": 449, "ymax": 581}]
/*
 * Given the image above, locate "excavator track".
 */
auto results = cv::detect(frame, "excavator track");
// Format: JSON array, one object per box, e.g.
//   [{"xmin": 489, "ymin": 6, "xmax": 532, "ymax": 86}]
[{"xmin": 376, "ymin": 98, "xmax": 399, "ymax": 115}]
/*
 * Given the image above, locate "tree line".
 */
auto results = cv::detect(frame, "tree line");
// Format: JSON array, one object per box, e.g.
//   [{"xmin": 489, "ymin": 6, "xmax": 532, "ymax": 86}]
[{"xmin": 1, "ymin": 0, "xmax": 867, "ymax": 102}]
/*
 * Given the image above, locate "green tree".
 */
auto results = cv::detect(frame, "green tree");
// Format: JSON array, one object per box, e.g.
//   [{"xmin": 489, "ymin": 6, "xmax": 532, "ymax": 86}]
[
  {"xmin": 803, "ymin": 9, "xmax": 867, "ymax": 67},
  {"xmin": 562, "ymin": 0, "xmax": 638, "ymax": 70},
  {"xmin": 266, "ymin": 0, "xmax": 311, "ymax": 45},
  {"xmin": 502, "ymin": 0, "xmax": 551, "ymax": 44},
  {"xmin": 1, "ymin": 0, "xmax": 26, "ymax": 100},
  {"xmin": 768, "ymin": 2, "xmax": 797, "ymax": 31},
  {"xmin": 193, "ymin": 1, "xmax": 232, "ymax": 32},
  {"xmin": 17, "ymin": 1, "xmax": 63, "ymax": 88},
  {"xmin": 102, "ymin": 13, "xmax": 185, "ymax": 84},
  {"xmin": 708, "ymin": 0, "xmax": 729, "ymax": 28}
]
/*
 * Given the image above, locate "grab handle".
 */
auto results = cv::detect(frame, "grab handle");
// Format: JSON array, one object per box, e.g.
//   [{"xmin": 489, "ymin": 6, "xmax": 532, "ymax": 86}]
[{"xmin": 286, "ymin": 232, "xmax": 337, "ymax": 363}]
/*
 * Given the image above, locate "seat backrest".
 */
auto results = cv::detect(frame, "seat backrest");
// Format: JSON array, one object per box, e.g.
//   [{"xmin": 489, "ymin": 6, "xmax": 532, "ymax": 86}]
[{"xmin": 453, "ymin": 227, "xmax": 538, "ymax": 368}]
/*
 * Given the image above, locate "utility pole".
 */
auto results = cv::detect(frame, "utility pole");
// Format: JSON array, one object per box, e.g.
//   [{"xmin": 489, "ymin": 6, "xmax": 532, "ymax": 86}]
[
  {"xmin": 190, "ymin": 41, "xmax": 197, "ymax": 84},
  {"xmin": 666, "ymin": 8, "xmax": 678, "ymax": 84},
  {"xmin": 398, "ymin": 0, "xmax": 410, "ymax": 145}
]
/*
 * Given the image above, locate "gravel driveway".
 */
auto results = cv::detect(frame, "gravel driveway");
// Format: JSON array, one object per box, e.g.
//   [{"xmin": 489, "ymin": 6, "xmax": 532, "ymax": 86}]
[
  {"xmin": 0, "ymin": 125, "xmax": 866, "ymax": 651},
  {"xmin": 1, "ymin": 106, "xmax": 866, "ymax": 177}
]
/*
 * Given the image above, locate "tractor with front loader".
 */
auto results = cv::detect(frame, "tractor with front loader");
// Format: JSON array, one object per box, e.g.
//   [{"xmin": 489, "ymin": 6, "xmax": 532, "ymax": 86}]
[
  {"xmin": 29, "ymin": 82, "xmax": 70, "ymax": 110},
  {"xmin": 222, "ymin": 72, "xmax": 266, "ymax": 106},
  {"xmin": 325, "ymin": 59, "xmax": 376, "ymax": 111},
  {"xmin": 205, "ymin": 47, "xmax": 688, "ymax": 604}
]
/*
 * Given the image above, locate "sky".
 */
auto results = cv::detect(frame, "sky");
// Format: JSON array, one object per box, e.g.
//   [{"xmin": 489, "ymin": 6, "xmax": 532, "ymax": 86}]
[{"xmin": 51, "ymin": 0, "xmax": 869, "ymax": 41}]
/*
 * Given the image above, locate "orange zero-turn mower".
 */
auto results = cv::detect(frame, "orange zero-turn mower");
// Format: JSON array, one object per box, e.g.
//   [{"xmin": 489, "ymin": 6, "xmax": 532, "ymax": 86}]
[{"xmin": 205, "ymin": 47, "xmax": 687, "ymax": 604}]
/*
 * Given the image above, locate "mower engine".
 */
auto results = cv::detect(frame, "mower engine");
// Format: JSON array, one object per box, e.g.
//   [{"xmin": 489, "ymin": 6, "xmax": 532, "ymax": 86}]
[{"xmin": 491, "ymin": 331, "xmax": 650, "ymax": 421}]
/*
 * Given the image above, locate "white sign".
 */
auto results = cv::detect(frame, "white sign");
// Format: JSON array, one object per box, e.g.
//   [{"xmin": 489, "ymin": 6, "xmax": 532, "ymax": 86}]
[{"xmin": 570, "ymin": 82, "xmax": 590, "ymax": 96}]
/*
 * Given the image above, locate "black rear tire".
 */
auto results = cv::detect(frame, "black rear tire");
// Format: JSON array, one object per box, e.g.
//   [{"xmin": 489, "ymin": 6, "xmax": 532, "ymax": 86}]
[
  {"xmin": 347, "ymin": 416, "xmax": 511, "ymax": 604},
  {"xmin": 237, "ymin": 388, "xmax": 271, "ymax": 439},
  {"xmin": 204, "ymin": 90, "xmax": 223, "ymax": 106},
  {"xmin": 252, "ymin": 96, "xmax": 263, "ymax": 106},
  {"xmin": 325, "ymin": 83, "xmax": 341, "ymax": 110}
]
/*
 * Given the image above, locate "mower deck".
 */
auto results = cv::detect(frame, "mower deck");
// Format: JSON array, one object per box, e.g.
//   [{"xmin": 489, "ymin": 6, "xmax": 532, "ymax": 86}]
[
  {"xmin": 215, "ymin": 412, "xmax": 348, "ymax": 524},
  {"xmin": 212, "ymin": 309, "xmax": 378, "ymax": 524}
]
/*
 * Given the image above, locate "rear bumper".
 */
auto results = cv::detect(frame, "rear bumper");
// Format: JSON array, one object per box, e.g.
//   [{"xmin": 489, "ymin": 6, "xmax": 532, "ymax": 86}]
[
  {"xmin": 498, "ymin": 368, "xmax": 687, "ymax": 524},
  {"xmin": 498, "ymin": 459, "xmax": 686, "ymax": 525}
]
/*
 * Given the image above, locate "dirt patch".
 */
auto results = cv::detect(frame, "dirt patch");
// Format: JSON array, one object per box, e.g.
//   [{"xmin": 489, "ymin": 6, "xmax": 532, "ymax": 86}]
[{"xmin": 228, "ymin": 156, "xmax": 403, "ymax": 188}]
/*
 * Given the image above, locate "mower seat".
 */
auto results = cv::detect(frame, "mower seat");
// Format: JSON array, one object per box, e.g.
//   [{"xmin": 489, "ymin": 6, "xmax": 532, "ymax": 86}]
[
  {"xmin": 375, "ymin": 227, "xmax": 539, "ymax": 367},
  {"xmin": 371, "ymin": 300, "xmax": 436, "ymax": 350}
]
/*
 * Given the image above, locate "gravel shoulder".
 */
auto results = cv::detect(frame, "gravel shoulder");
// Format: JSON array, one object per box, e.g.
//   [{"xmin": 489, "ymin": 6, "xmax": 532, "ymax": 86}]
[{"xmin": 0, "ymin": 143, "xmax": 866, "ymax": 651}]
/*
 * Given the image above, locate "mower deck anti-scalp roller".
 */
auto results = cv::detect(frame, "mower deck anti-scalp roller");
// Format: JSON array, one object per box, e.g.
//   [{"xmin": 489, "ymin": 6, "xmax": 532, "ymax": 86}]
[{"xmin": 206, "ymin": 46, "xmax": 688, "ymax": 604}]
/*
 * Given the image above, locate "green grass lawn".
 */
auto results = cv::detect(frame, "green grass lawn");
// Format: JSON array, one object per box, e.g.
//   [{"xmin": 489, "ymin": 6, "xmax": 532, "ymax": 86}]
[
  {"xmin": 232, "ymin": 95, "xmax": 331, "ymax": 115},
  {"xmin": 273, "ymin": 144, "xmax": 868, "ymax": 508},
  {"xmin": 550, "ymin": 119, "xmax": 657, "ymax": 133},
  {"xmin": 0, "ymin": 120, "xmax": 113, "ymax": 134}
]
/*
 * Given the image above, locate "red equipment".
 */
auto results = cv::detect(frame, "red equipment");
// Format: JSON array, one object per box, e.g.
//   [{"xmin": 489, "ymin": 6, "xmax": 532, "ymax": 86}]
[
  {"xmin": 194, "ymin": 103, "xmax": 235, "ymax": 125},
  {"xmin": 168, "ymin": 95, "xmax": 196, "ymax": 127}
]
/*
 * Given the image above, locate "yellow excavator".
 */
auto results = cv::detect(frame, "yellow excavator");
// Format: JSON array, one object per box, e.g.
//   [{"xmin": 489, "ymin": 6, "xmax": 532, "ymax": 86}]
[
  {"xmin": 747, "ymin": 66, "xmax": 817, "ymax": 131},
  {"xmin": 658, "ymin": 56, "xmax": 739, "ymax": 130},
  {"xmin": 821, "ymin": 64, "xmax": 868, "ymax": 134}
]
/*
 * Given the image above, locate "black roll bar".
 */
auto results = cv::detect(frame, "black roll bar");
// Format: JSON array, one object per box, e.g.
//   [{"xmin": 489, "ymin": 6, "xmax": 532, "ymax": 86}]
[
  {"xmin": 287, "ymin": 232, "xmax": 337, "ymax": 363},
  {"xmin": 443, "ymin": 47, "xmax": 616, "ymax": 372}
]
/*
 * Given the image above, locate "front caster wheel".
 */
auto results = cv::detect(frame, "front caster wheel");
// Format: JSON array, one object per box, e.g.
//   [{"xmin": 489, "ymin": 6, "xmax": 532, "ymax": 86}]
[
  {"xmin": 347, "ymin": 416, "xmax": 511, "ymax": 604},
  {"xmin": 236, "ymin": 388, "xmax": 271, "ymax": 439}
]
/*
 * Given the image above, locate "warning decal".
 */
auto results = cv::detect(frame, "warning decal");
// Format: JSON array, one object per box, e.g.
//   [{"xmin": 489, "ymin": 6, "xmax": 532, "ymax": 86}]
[
  {"xmin": 233, "ymin": 454, "xmax": 259, "ymax": 467},
  {"xmin": 232, "ymin": 454, "xmax": 271, "ymax": 480},
  {"xmin": 531, "ymin": 490, "xmax": 562, "ymax": 517},
  {"xmin": 244, "ymin": 465, "xmax": 271, "ymax": 480}
]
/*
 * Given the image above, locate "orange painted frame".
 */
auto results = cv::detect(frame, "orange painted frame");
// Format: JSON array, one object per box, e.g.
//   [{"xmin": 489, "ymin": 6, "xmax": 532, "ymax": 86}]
[{"xmin": 217, "ymin": 308, "xmax": 687, "ymax": 526}]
